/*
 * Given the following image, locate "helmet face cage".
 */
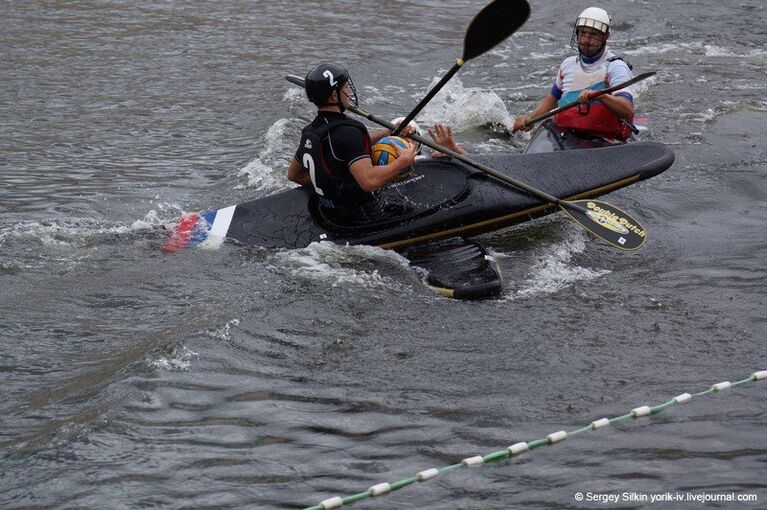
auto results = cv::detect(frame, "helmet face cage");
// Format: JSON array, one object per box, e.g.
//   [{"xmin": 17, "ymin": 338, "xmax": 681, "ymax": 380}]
[
  {"xmin": 569, "ymin": 10, "xmax": 611, "ymax": 52},
  {"xmin": 341, "ymin": 76, "xmax": 358, "ymax": 109},
  {"xmin": 570, "ymin": 18, "xmax": 609, "ymax": 51}
]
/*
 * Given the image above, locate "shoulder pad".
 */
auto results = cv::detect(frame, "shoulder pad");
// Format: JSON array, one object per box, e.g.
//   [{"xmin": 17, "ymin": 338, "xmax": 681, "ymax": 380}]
[
  {"xmin": 315, "ymin": 118, "xmax": 367, "ymax": 138},
  {"xmin": 607, "ymin": 55, "xmax": 633, "ymax": 70}
]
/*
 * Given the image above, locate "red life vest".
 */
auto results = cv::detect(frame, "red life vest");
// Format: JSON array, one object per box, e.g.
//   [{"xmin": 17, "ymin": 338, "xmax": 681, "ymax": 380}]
[{"xmin": 555, "ymin": 101, "xmax": 633, "ymax": 140}]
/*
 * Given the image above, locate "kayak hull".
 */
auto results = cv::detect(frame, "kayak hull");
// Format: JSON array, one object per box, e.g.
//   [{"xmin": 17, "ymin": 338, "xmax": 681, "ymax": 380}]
[{"xmin": 165, "ymin": 141, "xmax": 673, "ymax": 251}]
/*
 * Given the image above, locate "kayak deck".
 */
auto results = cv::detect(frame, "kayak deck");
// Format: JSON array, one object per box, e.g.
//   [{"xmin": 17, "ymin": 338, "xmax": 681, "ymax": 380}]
[{"xmin": 217, "ymin": 141, "xmax": 674, "ymax": 250}]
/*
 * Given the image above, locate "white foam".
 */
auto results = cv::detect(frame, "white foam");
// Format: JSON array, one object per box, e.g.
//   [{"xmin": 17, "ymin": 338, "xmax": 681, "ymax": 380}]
[
  {"xmin": 631, "ymin": 74, "xmax": 657, "ymax": 99},
  {"xmin": 624, "ymin": 42, "xmax": 704, "ymax": 56},
  {"xmin": 282, "ymin": 87, "xmax": 306, "ymax": 107},
  {"xmin": 419, "ymin": 77, "xmax": 514, "ymax": 132},
  {"xmin": 704, "ymin": 45, "xmax": 767, "ymax": 58},
  {"xmin": 237, "ymin": 157, "xmax": 283, "ymax": 191},
  {"xmin": 512, "ymin": 231, "xmax": 610, "ymax": 298},
  {"xmin": 679, "ymin": 108, "xmax": 718, "ymax": 123},
  {"xmin": 147, "ymin": 344, "xmax": 198, "ymax": 371},
  {"xmin": 0, "ymin": 214, "xmax": 166, "ymax": 249},
  {"xmin": 237, "ymin": 118, "xmax": 299, "ymax": 192},
  {"xmin": 275, "ymin": 241, "xmax": 413, "ymax": 293},
  {"xmin": 624, "ymin": 41, "xmax": 767, "ymax": 59},
  {"xmin": 133, "ymin": 208, "xmax": 179, "ymax": 230},
  {"xmin": 527, "ymin": 51, "xmax": 564, "ymax": 61},
  {"xmin": 475, "ymin": 138, "xmax": 519, "ymax": 154},
  {"xmin": 207, "ymin": 318, "xmax": 241, "ymax": 342}
]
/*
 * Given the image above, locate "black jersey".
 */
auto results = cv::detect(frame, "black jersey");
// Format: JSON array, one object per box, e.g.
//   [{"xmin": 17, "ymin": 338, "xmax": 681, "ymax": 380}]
[{"xmin": 294, "ymin": 112, "xmax": 373, "ymax": 208}]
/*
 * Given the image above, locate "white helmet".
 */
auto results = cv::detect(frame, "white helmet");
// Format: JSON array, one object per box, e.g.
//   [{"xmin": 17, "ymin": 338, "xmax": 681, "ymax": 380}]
[
  {"xmin": 570, "ymin": 7, "xmax": 611, "ymax": 52},
  {"xmin": 576, "ymin": 7, "xmax": 611, "ymax": 33}
]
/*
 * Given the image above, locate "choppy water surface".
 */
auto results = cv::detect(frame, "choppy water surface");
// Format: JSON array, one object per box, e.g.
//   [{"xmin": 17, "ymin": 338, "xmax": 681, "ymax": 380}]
[{"xmin": 2, "ymin": 1, "xmax": 766, "ymax": 508}]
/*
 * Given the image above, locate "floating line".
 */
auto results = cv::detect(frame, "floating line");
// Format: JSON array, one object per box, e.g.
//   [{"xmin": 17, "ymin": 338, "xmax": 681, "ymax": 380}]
[{"xmin": 304, "ymin": 370, "xmax": 766, "ymax": 510}]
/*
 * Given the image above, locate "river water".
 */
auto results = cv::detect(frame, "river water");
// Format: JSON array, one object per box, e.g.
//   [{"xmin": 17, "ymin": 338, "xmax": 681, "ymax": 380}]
[{"xmin": 2, "ymin": 1, "xmax": 766, "ymax": 508}]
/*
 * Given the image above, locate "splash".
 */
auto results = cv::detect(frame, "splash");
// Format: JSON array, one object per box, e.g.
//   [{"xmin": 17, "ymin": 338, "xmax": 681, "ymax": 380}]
[
  {"xmin": 237, "ymin": 157, "xmax": 283, "ymax": 192},
  {"xmin": 0, "ymin": 211, "xmax": 170, "ymax": 249},
  {"xmin": 237, "ymin": 118, "xmax": 301, "ymax": 192},
  {"xmin": 630, "ymin": 73, "xmax": 656, "ymax": 98},
  {"xmin": 512, "ymin": 231, "xmax": 610, "ymax": 298},
  {"xmin": 282, "ymin": 87, "xmax": 306, "ymax": 108},
  {"xmin": 419, "ymin": 78, "xmax": 515, "ymax": 132}
]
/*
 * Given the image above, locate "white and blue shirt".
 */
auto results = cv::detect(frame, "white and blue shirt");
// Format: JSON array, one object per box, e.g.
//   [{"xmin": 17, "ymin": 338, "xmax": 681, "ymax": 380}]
[{"xmin": 551, "ymin": 48, "xmax": 634, "ymax": 106}]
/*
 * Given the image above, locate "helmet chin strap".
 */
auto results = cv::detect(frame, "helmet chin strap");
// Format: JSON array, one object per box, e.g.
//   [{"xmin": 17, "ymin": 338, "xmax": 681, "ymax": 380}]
[{"xmin": 334, "ymin": 89, "xmax": 346, "ymax": 112}]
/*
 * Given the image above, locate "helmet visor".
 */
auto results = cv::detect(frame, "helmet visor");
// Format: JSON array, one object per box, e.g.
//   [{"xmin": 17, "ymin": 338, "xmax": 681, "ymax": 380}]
[{"xmin": 576, "ymin": 16, "xmax": 609, "ymax": 34}]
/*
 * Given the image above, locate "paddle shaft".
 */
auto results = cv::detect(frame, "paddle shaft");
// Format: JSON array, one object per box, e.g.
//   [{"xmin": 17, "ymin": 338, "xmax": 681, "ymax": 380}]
[
  {"xmin": 523, "ymin": 71, "xmax": 656, "ymax": 128},
  {"xmin": 391, "ymin": 61, "xmax": 462, "ymax": 136},
  {"xmin": 286, "ymin": 75, "xmax": 576, "ymax": 213}
]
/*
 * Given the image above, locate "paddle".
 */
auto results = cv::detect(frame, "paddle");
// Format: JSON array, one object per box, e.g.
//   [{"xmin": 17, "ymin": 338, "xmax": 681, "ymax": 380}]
[
  {"xmin": 519, "ymin": 71, "xmax": 656, "ymax": 129},
  {"xmin": 286, "ymin": 75, "xmax": 648, "ymax": 251},
  {"xmin": 390, "ymin": 0, "xmax": 531, "ymax": 136}
]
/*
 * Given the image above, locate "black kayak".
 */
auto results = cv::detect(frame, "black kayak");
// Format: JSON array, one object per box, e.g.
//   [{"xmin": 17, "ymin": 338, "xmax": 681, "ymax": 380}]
[{"xmin": 163, "ymin": 139, "xmax": 674, "ymax": 298}]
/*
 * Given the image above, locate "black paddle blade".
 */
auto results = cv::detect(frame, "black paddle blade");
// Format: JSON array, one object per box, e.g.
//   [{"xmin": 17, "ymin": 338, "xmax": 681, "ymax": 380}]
[
  {"xmin": 463, "ymin": 0, "xmax": 531, "ymax": 61},
  {"xmin": 286, "ymin": 75, "xmax": 304, "ymax": 87},
  {"xmin": 561, "ymin": 200, "xmax": 647, "ymax": 251}
]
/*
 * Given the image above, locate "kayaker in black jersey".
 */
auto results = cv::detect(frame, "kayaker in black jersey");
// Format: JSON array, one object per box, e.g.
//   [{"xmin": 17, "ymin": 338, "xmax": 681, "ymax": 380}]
[
  {"xmin": 287, "ymin": 63, "xmax": 418, "ymax": 214},
  {"xmin": 511, "ymin": 7, "xmax": 635, "ymax": 141}
]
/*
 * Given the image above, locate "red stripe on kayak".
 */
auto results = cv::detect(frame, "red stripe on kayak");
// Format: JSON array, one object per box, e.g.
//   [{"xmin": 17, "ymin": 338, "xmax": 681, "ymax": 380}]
[{"xmin": 161, "ymin": 213, "xmax": 199, "ymax": 253}]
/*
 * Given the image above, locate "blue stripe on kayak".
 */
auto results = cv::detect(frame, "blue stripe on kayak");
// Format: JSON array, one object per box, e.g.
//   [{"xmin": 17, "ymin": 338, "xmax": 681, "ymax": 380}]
[{"xmin": 187, "ymin": 209, "xmax": 216, "ymax": 248}]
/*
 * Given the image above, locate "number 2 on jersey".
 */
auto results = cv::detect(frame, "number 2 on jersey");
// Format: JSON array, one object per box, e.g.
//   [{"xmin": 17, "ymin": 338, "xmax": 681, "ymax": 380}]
[{"xmin": 302, "ymin": 153, "xmax": 325, "ymax": 196}]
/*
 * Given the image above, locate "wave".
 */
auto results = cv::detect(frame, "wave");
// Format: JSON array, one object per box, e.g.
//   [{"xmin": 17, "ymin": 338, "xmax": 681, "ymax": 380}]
[
  {"xmin": 0, "ymin": 210, "xmax": 172, "ymax": 250},
  {"xmin": 236, "ymin": 118, "xmax": 303, "ymax": 193},
  {"xmin": 273, "ymin": 241, "xmax": 415, "ymax": 295},
  {"xmin": 509, "ymin": 230, "xmax": 611, "ymax": 299}
]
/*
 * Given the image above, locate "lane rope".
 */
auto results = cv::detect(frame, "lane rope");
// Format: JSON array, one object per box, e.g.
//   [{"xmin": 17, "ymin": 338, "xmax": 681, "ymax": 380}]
[{"xmin": 305, "ymin": 370, "xmax": 766, "ymax": 509}]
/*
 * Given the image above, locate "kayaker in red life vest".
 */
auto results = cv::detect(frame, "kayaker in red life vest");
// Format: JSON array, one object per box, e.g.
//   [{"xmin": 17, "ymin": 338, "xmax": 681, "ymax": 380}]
[
  {"xmin": 287, "ymin": 63, "xmax": 418, "ymax": 210},
  {"xmin": 511, "ymin": 7, "xmax": 635, "ymax": 141}
]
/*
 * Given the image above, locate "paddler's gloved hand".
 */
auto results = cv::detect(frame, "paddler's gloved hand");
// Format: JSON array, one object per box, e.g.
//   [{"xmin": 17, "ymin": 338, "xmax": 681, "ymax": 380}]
[
  {"xmin": 428, "ymin": 123, "xmax": 467, "ymax": 157},
  {"xmin": 511, "ymin": 115, "xmax": 534, "ymax": 133}
]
